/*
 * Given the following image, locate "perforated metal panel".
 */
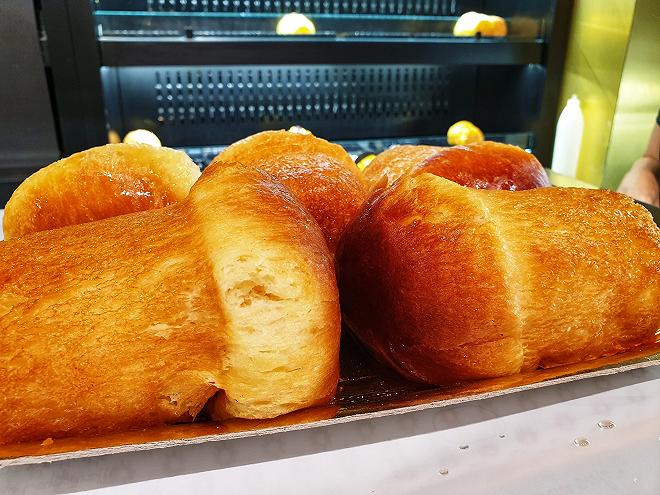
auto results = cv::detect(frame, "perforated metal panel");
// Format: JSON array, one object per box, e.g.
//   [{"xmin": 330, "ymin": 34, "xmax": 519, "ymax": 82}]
[
  {"xmin": 94, "ymin": 1, "xmax": 463, "ymax": 16},
  {"xmin": 110, "ymin": 64, "xmax": 476, "ymax": 146}
]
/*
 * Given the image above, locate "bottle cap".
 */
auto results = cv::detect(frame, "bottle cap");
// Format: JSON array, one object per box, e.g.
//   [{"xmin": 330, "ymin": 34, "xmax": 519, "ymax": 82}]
[{"xmin": 568, "ymin": 94, "xmax": 580, "ymax": 107}]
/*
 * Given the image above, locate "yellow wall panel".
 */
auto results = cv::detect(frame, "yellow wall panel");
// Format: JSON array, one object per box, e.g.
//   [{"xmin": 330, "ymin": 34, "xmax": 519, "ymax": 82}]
[
  {"xmin": 557, "ymin": 0, "xmax": 635, "ymax": 185},
  {"xmin": 603, "ymin": 0, "xmax": 660, "ymax": 189}
]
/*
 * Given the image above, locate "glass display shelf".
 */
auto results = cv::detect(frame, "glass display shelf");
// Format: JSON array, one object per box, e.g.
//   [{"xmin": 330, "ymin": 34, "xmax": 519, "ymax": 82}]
[
  {"xmin": 93, "ymin": 10, "xmax": 542, "ymax": 40},
  {"xmin": 91, "ymin": 0, "xmax": 547, "ymax": 40},
  {"xmin": 91, "ymin": 1, "xmax": 547, "ymax": 66}
]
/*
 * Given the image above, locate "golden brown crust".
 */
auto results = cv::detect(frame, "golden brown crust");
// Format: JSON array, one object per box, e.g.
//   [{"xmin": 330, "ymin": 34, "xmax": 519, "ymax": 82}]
[
  {"xmin": 417, "ymin": 141, "xmax": 551, "ymax": 190},
  {"xmin": 362, "ymin": 145, "xmax": 444, "ymax": 190},
  {"xmin": 362, "ymin": 142, "xmax": 550, "ymax": 191},
  {"xmin": 337, "ymin": 174, "xmax": 660, "ymax": 385},
  {"xmin": 212, "ymin": 131, "xmax": 367, "ymax": 253},
  {"xmin": 3, "ymin": 143, "xmax": 201, "ymax": 239},
  {"xmin": 0, "ymin": 163, "xmax": 340, "ymax": 445}
]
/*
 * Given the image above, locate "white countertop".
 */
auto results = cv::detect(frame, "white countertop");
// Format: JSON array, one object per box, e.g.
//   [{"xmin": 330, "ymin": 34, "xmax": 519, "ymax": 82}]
[{"xmin": 1, "ymin": 210, "xmax": 659, "ymax": 494}]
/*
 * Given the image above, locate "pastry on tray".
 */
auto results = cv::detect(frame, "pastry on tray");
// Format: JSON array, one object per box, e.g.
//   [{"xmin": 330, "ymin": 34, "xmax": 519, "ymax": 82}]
[
  {"xmin": 213, "ymin": 130, "xmax": 367, "ymax": 253},
  {"xmin": 417, "ymin": 141, "xmax": 551, "ymax": 190},
  {"xmin": 0, "ymin": 163, "xmax": 340, "ymax": 445},
  {"xmin": 363, "ymin": 141, "xmax": 550, "ymax": 191},
  {"xmin": 1, "ymin": 130, "xmax": 657, "ymax": 449},
  {"xmin": 337, "ymin": 173, "xmax": 660, "ymax": 385},
  {"xmin": 363, "ymin": 145, "xmax": 445, "ymax": 190},
  {"xmin": 2, "ymin": 143, "xmax": 201, "ymax": 239}
]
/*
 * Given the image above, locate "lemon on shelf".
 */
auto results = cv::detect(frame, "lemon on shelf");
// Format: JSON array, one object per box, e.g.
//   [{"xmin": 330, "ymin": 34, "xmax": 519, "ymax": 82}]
[
  {"xmin": 447, "ymin": 120, "xmax": 485, "ymax": 146},
  {"xmin": 276, "ymin": 13, "xmax": 316, "ymax": 35},
  {"xmin": 355, "ymin": 153, "xmax": 376, "ymax": 172},
  {"xmin": 123, "ymin": 129, "xmax": 162, "ymax": 147},
  {"xmin": 453, "ymin": 12, "xmax": 507, "ymax": 37},
  {"xmin": 488, "ymin": 15, "xmax": 508, "ymax": 37},
  {"xmin": 288, "ymin": 125, "xmax": 313, "ymax": 135},
  {"xmin": 107, "ymin": 129, "xmax": 121, "ymax": 144}
]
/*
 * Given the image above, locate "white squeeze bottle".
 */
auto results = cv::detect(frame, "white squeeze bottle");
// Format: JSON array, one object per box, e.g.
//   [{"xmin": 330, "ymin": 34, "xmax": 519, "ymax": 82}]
[{"xmin": 551, "ymin": 95, "xmax": 583, "ymax": 178}]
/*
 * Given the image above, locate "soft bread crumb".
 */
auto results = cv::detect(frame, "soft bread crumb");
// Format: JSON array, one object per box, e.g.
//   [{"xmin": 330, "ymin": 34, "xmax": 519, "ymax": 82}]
[{"xmin": 208, "ymin": 253, "xmax": 330, "ymax": 419}]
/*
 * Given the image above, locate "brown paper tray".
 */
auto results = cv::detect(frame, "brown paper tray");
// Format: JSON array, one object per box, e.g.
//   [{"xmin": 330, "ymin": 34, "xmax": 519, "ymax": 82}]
[{"xmin": 2, "ymin": 332, "xmax": 659, "ymax": 468}]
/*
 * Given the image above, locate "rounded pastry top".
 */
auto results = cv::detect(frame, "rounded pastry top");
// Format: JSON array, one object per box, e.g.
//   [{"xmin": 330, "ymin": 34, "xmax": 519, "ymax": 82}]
[
  {"xmin": 211, "ymin": 130, "xmax": 367, "ymax": 253},
  {"xmin": 3, "ymin": 143, "xmax": 200, "ymax": 239}
]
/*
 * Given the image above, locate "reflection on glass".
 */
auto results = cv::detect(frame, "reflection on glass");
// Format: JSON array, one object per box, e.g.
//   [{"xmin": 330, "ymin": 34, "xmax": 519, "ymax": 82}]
[{"xmin": 90, "ymin": 1, "xmax": 543, "ymax": 40}]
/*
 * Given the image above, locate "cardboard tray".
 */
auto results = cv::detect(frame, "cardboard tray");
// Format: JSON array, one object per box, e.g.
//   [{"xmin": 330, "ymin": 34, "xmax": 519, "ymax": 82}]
[{"xmin": 2, "ymin": 330, "xmax": 659, "ymax": 468}]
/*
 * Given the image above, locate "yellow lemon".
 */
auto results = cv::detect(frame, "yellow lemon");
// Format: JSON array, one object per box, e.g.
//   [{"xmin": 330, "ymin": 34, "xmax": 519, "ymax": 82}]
[
  {"xmin": 276, "ymin": 13, "xmax": 316, "ymax": 35},
  {"xmin": 453, "ymin": 12, "xmax": 507, "ymax": 37},
  {"xmin": 107, "ymin": 129, "xmax": 121, "ymax": 144},
  {"xmin": 447, "ymin": 120, "xmax": 485, "ymax": 145},
  {"xmin": 288, "ymin": 125, "xmax": 312, "ymax": 135},
  {"xmin": 453, "ymin": 12, "xmax": 490, "ymax": 36},
  {"xmin": 123, "ymin": 129, "xmax": 162, "ymax": 147},
  {"xmin": 488, "ymin": 15, "xmax": 508, "ymax": 37},
  {"xmin": 356, "ymin": 154, "xmax": 376, "ymax": 172}
]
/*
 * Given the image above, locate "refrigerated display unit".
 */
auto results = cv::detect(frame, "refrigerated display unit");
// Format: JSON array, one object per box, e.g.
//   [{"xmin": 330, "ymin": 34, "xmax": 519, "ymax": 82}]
[{"xmin": 1, "ymin": 0, "xmax": 572, "ymax": 204}]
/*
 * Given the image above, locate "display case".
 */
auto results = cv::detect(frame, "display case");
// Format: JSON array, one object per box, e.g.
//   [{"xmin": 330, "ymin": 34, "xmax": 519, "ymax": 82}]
[{"xmin": 36, "ymin": 0, "xmax": 570, "ymax": 170}]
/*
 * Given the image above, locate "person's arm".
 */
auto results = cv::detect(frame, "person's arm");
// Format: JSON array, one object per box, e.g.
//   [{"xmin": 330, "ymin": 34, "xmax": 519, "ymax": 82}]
[{"xmin": 617, "ymin": 121, "xmax": 660, "ymax": 207}]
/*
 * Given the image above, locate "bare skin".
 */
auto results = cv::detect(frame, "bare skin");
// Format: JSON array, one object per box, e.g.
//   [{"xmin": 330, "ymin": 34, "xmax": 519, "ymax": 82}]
[{"xmin": 618, "ymin": 122, "xmax": 660, "ymax": 207}]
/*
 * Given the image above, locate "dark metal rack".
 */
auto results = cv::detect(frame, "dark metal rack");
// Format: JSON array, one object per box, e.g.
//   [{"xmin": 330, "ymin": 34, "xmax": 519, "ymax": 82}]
[
  {"xmin": 111, "ymin": 64, "xmax": 472, "ymax": 146},
  {"xmin": 0, "ymin": 0, "xmax": 573, "ymax": 206},
  {"xmin": 94, "ymin": 1, "xmax": 466, "ymax": 15},
  {"xmin": 99, "ymin": 38, "xmax": 544, "ymax": 67}
]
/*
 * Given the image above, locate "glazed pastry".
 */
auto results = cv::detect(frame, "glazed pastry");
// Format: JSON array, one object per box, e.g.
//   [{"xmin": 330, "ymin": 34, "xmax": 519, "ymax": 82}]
[
  {"xmin": 337, "ymin": 174, "xmax": 660, "ymax": 385},
  {"xmin": 363, "ymin": 141, "xmax": 549, "ymax": 191},
  {"xmin": 3, "ymin": 143, "xmax": 200, "ymax": 239},
  {"xmin": 212, "ymin": 130, "xmax": 367, "ymax": 253},
  {"xmin": 362, "ymin": 145, "xmax": 444, "ymax": 190},
  {"xmin": 0, "ymin": 163, "xmax": 340, "ymax": 445},
  {"xmin": 417, "ymin": 141, "xmax": 551, "ymax": 190}
]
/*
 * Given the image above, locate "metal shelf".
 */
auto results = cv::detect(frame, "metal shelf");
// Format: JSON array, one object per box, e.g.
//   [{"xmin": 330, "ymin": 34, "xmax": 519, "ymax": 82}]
[{"xmin": 99, "ymin": 37, "xmax": 544, "ymax": 67}]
